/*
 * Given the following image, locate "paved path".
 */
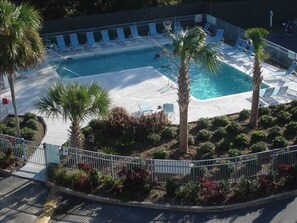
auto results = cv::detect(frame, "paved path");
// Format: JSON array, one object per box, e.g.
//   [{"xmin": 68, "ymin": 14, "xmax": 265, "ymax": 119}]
[
  {"xmin": 0, "ymin": 176, "xmax": 49, "ymax": 223},
  {"xmin": 49, "ymin": 193, "xmax": 297, "ymax": 223}
]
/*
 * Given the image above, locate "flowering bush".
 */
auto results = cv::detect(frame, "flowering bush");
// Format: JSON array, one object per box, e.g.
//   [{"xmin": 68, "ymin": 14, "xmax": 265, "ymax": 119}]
[{"xmin": 199, "ymin": 178, "xmax": 227, "ymax": 205}]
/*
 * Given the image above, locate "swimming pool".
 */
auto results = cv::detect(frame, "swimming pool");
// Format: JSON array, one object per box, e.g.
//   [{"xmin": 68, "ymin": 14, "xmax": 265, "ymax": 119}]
[{"xmin": 50, "ymin": 46, "xmax": 268, "ymax": 100}]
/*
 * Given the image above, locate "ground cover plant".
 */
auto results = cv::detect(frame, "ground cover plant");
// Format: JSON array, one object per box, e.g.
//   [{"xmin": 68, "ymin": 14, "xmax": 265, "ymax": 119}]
[{"xmin": 83, "ymin": 101, "xmax": 297, "ymax": 160}]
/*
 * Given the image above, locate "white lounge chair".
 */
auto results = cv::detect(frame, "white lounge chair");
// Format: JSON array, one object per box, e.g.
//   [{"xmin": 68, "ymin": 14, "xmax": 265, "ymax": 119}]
[
  {"xmin": 116, "ymin": 27, "xmax": 131, "ymax": 45},
  {"xmin": 55, "ymin": 35, "xmax": 71, "ymax": 52},
  {"xmin": 101, "ymin": 30, "xmax": 116, "ymax": 47},
  {"xmin": 148, "ymin": 23, "xmax": 163, "ymax": 39},
  {"xmin": 270, "ymin": 61, "xmax": 297, "ymax": 77},
  {"xmin": 163, "ymin": 103, "xmax": 175, "ymax": 120},
  {"xmin": 139, "ymin": 104, "xmax": 153, "ymax": 115},
  {"xmin": 209, "ymin": 29, "xmax": 224, "ymax": 44},
  {"xmin": 224, "ymin": 38, "xmax": 243, "ymax": 55},
  {"xmin": 130, "ymin": 25, "xmax": 143, "ymax": 41},
  {"xmin": 203, "ymin": 22, "xmax": 211, "ymax": 35},
  {"xmin": 86, "ymin": 32, "xmax": 100, "ymax": 49},
  {"xmin": 69, "ymin": 34, "xmax": 84, "ymax": 51}
]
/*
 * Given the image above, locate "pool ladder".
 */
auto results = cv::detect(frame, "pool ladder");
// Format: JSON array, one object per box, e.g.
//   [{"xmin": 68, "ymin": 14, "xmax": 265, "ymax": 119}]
[{"xmin": 60, "ymin": 67, "xmax": 81, "ymax": 78}]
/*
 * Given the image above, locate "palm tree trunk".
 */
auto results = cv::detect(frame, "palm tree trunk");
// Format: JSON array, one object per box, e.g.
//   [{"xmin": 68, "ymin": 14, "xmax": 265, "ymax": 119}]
[
  {"xmin": 249, "ymin": 56, "xmax": 263, "ymax": 128},
  {"xmin": 178, "ymin": 60, "xmax": 190, "ymax": 153},
  {"xmin": 7, "ymin": 74, "xmax": 21, "ymax": 137},
  {"xmin": 69, "ymin": 119, "xmax": 83, "ymax": 149}
]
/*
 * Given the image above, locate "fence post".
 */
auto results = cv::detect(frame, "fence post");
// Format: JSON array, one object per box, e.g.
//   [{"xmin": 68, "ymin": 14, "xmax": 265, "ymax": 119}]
[
  {"xmin": 271, "ymin": 149, "xmax": 275, "ymax": 172},
  {"xmin": 21, "ymin": 138, "xmax": 26, "ymax": 161},
  {"xmin": 234, "ymin": 158, "xmax": 238, "ymax": 183},
  {"xmin": 111, "ymin": 154, "xmax": 114, "ymax": 178},
  {"xmin": 43, "ymin": 143, "xmax": 48, "ymax": 169}
]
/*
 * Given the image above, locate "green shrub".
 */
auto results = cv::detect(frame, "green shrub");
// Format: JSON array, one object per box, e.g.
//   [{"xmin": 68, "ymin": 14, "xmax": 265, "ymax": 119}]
[
  {"xmin": 211, "ymin": 127, "xmax": 227, "ymax": 141},
  {"xmin": 82, "ymin": 126, "xmax": 93, "ymax": 138},
  {"xmin": 250, "ymin": 130, "xmax": 266, "ymax": 144},
  {"xmin": 196, "ymin": 118, "xmax": 211, "ymax": 130},
  {"xmin": 234, "ymin": 177, "xmax": 259, "ymax": 201},
  {"xmin": 6, "ymin": 118, "xmax": 16, "ymax": 128},
  {"xmin": 239, "ymin": 109, "xmax": 250, "ymax": 120},
  {"xmin": 233, "ymin": 133, "xmax": 250, "ymax": 148},
  {"xmin": 175, "ymin": 182, "xmax": 200, "ymax": 204},
  {"xmin": 228, "ymin": 148, "xmax": 242, "ymax": 157},
  {"xmin": 153, "ymin": 148, "xmax": 168, "ymax": 159},
  {"xmin": 4, "ymin": 127, "xmax": 17, "ymax": 136},
  {"xmin": 162, "ymin": 127, "xmax": 177, "ymax": 139},
  {"xmin": 250, "ymin": 141, "xmax": 267, "ymax": 153},
  {"xmin": 0, "ymin": 125, "xmax": 6, "ymax": 133},
  {"xmin": 188, "ymin": 134, "xmax": 196, "ymax": 145},
  {"xmin": 197, "ymin": 129, "xmax": 213, "ymax": 142},
  {"xmin": 284, "ymin": 121, "xmax": 297, "ymax": 136},
  {"xmin": 216, "ymin": 138, "xmax": 232, "ymax": 152},
  {"xmin": 22, "ymin": 119, "xmax": 38, "ymax": 130},
  {"xmin": 212, "ymin": 115, "xmax": 230, "ymax": 127},
  {"xmin": 21, "ymin": 127, "xmax": 35, "ymax": 140},
  {"xmin": 166, "ymin": 178, "xmax": 180, "ymax": 197},
  {"xmin": 276, "ymin": 110, "xmax": 291, "ymax": 125},
  {"xmin": 89, "ymin": 169, "xmax": 101, "ymax": 187},
  {"xmin": 100, "ymin": 147, "xmax": 118, "ymax": 155},
  {"xmin": 268, "ymin": 126, "xmax": 282, "ymax": 139},
  {"xmin": 258, "ymin": 115, "xmax": 276, "ymax": 128},
  {"xmin": 290, "ymin": 107, "xmax": 297, "ymax": 121},
  {"xmin": 199, "ymin": 142, "xmax": 215, "ymax": 154},
  {"xmin": 23, "ymin": 112, "xmax": 37, "ymax": 122},
  {"xmin": 225, "ymin": 121, "xmax": 243, "ymax": 135},
  {"xmin": 258, "ymin": 107, "xmax": 270, "ymax": 117},
  {"xmin": 272, "ymin": 104, "xmax": 287, "ymax": 115},
  {"xmin": 146, "ymin": 133, "xmax": 161, "ymax": 145},
  {"xmin": 272, "ymin": 136, "xmax": 288, "ymax": 148},
  {"xmin": 202, "ymin": 152, "xmax": 215, "ymax": 159}
]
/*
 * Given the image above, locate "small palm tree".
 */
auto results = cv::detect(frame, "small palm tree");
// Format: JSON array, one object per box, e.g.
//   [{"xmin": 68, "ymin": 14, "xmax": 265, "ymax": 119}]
[
  {"xmin": 0, "ymin": 0, "xmax": 45, "ymax": 137},
  {"xmin": 36, "ymin": 81, "xmax": 111, "ymax": 149},
  {"xmin": 168, "ymin": 27, "xmax": 220, "ymax": 153},
  {"xmin": 245, "ymin": 28, "xmax": 269, "ymax": 128}
]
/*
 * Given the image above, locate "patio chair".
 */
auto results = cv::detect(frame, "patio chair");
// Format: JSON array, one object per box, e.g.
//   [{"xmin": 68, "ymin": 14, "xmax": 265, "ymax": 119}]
[
  {"xmin": 86, "ymin": 32, "xmax": 100, "ymax": 49},
  {"xmin": 224, "ymin": 38, "xmax": 243, "ymax": 55},
  {"xmin": 209, "ymin": 29, "xmax": 224, "ymax": 44},
  {"xmin": 163, "ymin": 103, "xmax": 175, "ymax": 120},
  {"xmin": 130, "ymin": 25, "xmax": 143, "ymax": 41},
  {"xmin": 116, "ymin": 27, "xmax": 131, "ymax": 45},
  {"xmin": 55, "ymin": 35, "xmax": 71, "ymax": 52},
  {"xmin": 270, "ymin": 61, "xmax": 297, "ymax": 77},
  {"xmin": 100, "ymin": 30, "xmax": 116, "ymax": 47},
  {"xmin": 174, "ymin": 22, "xmax": 183, "ymax": 33},
  {"xmin": 163, "ymin": 20, "xmax": 172, "ymax": 33},
  {"xmin": 139, "ymin": 104, "xmax": 153, "ymax": 115},
  {"xmin": 203, "ymin": 22, "xmax": 211, "ymax": 35},
  {"xmin": 148, "ymin": 23, "xmax": 163, "ymax": 39},
  {"xmin": 69, "ymin": 34, "xmax": 84, "ymax": 51}
]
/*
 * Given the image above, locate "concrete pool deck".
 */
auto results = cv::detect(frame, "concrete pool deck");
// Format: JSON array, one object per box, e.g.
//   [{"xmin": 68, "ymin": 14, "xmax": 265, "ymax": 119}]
[{"xmin": 1, "ymin": 36, "xmax": 297, "ymax": 146}]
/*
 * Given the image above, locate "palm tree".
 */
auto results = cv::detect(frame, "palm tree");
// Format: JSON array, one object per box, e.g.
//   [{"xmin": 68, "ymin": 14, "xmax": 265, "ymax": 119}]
[
  {"xmin": 36, "ymin": 81, "xmax": 111, "ymax": 149},
  {"xmin": 168, "ymin": 27, "xmax": 220, "ymax": 153},
  {"xmin": 0, "ymin": 0, "xmax": 45, "ymax": 137},
  {"xmin": 245, "ymin": 28, "xmax": 269, "ymax": 128}
]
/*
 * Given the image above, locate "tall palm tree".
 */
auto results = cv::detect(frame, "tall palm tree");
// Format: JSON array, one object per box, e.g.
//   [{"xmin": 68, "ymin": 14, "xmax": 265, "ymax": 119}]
[
  {"xmin": 36, "ymin": 81, "xmax": 111, "ymax": 149},
  {"xmin": 245, "ymin": 28, "xmax": 269, "ymax": 128},
  {"xmin": 0, "ymin": 0, "xmax": 45, "ymax": 137},
  {"xmin": 169, "ymin": 27, "xmax": 220, "ymax": 153}
]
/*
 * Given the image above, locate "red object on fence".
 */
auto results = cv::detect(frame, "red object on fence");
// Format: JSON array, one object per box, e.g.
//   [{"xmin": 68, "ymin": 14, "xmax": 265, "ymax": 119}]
[{"xmin": 2, "ymin": 97, "xmax": 10, "ymax": 105}]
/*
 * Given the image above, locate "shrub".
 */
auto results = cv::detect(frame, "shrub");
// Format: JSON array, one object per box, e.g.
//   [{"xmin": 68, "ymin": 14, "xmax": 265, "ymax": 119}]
[
  {"xmin": 188, "ymin": 134, "xmax": 195, "ymax": 145},
  {"xmin": 202, "ymin": 152, "xmax": 215, "ymax": 160},
  {"xmin": 272, "ymin": 136, "xmax": 288, "ymax": 148},
  {"xmin": 89, "ymin": 169, "xmax": 101, "ymax": 187},
  {"xmin": 258, "ymin": 115, "xmax": 276, "ymax": 128},
  {"xmin": 4, "ymin": 127, "xmax": 17, "ymax": 136},
  {"xmin": 276, "ymin": 110, "xmax": 291, "ymax": 125},
  {"xmin": 162, "ymin": 127, "xmax": 177, "ymax": 139},
  {"xmin": 153, "ymin": 148, "xmax": 168, "ymax": 159},
  {"xmin": 199, "ymin": 142, "xmax": 215, "ymax": 154},
  {"xmin": 250, "ymin": 130, "xmax": 266, "ymax": 144},
  {"xmin": 258, "ymin": 107, "xmax": 270, "ymax": 117},
  {"xmin": 239, "ymin": 109, "xmax": 250, "ymax": 120},
  {"xmin": 216, "ymin": 138, "xmax": 232, "ymax": 152},
  {"xmin": 21, "ymin": 127, "xmax": 35, "ymax": 140},
  {"xmin": 6, "ymin": 118, "xmax": 16, "ymax": 128},
  {"xmin": 290, "ymin": 107, "xmax": 297, "ymax": 121},
  {"xmin": 211, "ymin": 127, "xmax": 227, "ymax": 141},
  {"xmin": 197, "ymin": 129, "xmax": 213, "ymax": 142},
  {"xmin": 166, "ymin": 178, "xmax": 180, "ymax": 197},
  {"xmin": 196, "ymin": 118, "xmax": 211, "ymax": 130},
  {"xmin": 250, "ymin": 141, "xmax": 267, "ymax": 153},
  {"xmin": 272, "ymin": 104, "xmax": 287, "ymax": 116},
  {"xmin": 233, "ymin": 133, "xmax": 250, "ymax": 148},
  {"xmin": 233, "ymin": 177, "xmax": 259, "ymax": 201},
  {"xmin": 225, "ymin": 121, "xmax": 243, "ymax": 135},
  {"xmin": 23, "ymin": 112, "xmax": 38, "ymax": 122},
  {"xmin": 146, "ymin": 133, "xmax": 161, "ymax": 145},
  {"xmin": 284, "ymin": 121, "xmax": 297, "ymax": 137},
  {"xmin": 22, "ymin": 119, "xmax": 38, "ymax": 130},
  {"xmin": 228, "ymin": 148, "xmax": 242, "ymax": 157},
  {"xmin": 100, "ymin": 147, "xmax": 118, "ymax": 155},
  {"xmin": 199, "ymin": 178, "xmax": 227, "ymax": 205},
  {"xmin": 212, "ymin": 116, "xmax": 230, "ymax": 127},
  {"xmin": 175, "ymin": 182, "xmax": 200, "ymax": 204},
  {"xmin": 268, "ymin": 126, "xmax": 282, "ymax": 139}
]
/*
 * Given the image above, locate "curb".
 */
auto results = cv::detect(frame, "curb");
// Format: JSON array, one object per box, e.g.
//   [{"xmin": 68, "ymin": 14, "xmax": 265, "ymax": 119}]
[
  {"xmin": 46, "ymin": 181, "xmax": 297, "ymax": 213},
  {"xmin": 35, "ymin": 188, "xmax": 59, "ymax": 223}
]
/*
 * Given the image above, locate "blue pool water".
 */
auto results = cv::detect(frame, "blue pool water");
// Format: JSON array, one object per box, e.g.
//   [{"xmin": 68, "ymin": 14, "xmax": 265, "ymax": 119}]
[{"xmin": 50, "ymin": 47, "xmax": 268, "ymax": 100}]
